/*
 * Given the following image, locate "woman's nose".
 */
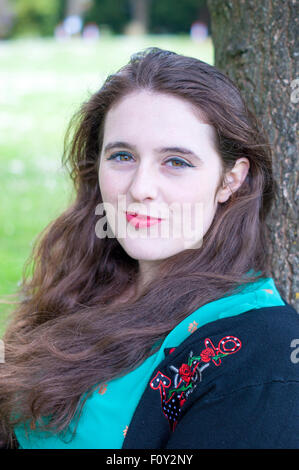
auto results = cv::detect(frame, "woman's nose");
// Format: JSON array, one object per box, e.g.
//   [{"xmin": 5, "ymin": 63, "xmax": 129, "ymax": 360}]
[{"xmin": 128, "ymin": 163, "xmax": 158, "ymax": 201}]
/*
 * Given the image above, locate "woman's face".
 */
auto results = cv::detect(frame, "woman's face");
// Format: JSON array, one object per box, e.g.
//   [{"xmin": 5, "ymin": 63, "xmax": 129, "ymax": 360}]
[{"xmin": 98, "ymin": 90, "xmax": 227, "ymax": 261}]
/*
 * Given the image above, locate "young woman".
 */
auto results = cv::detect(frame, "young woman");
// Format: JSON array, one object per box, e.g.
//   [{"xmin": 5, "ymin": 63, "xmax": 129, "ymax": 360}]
[{"xmin": 0, "ymin": 47, "xmax": 298, "ymax": 449}]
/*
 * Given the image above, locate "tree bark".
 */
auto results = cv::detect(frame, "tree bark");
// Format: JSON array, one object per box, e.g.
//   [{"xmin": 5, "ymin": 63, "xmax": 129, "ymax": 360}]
[{"xmin": 207, "ymin": 0, "xmax": 299, "ymax": 309}]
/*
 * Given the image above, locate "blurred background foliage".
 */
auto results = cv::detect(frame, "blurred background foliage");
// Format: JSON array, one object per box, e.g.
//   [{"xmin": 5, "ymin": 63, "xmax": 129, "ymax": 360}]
[
  {"xmin": 1, "ymin": 0, "xmax": 210, "ymax": 38},
  {"xmin": 10, "ymin": 0, "xmax": 65, "ymax": 37}
]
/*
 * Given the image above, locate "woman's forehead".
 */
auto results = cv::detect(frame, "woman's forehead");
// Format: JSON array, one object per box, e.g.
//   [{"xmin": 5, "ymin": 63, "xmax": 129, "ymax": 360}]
[
  {"xmin": 106, "ymin": 89, "xmax": 209, "ymax": 122},
  {"xmin": 102, "ymin": 91, "xmax": 217, "ymax": 150}
]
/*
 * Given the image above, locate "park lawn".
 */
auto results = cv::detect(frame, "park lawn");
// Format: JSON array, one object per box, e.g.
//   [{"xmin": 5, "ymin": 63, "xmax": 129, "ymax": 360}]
[{"xmin": 0, "ymin": 34, "xmax": 214, "ymax": 337}]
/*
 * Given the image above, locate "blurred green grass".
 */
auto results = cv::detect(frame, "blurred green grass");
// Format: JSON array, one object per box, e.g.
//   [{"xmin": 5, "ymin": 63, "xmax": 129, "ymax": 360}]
[{"xmin": 0, "ymin": 35, "xmax": 213, "ymax": 337}]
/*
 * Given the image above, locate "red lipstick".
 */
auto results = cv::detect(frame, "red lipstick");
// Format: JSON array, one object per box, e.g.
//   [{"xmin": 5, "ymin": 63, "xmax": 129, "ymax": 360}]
[{"xmin": 125, "ymin": 212, "xmax": 162, "ymax": 228}]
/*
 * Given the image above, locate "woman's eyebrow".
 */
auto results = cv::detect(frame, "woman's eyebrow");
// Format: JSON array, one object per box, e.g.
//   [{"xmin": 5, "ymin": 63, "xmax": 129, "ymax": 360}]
[{"xmin": 103, "ymin": 141, "xmax": 203, "ymax": 163}]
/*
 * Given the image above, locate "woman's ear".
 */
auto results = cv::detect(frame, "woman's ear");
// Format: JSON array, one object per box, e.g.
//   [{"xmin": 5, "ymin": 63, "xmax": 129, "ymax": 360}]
[{"xmin": 216, "ymin": 158, "xmax": 250, "ymax": 203}]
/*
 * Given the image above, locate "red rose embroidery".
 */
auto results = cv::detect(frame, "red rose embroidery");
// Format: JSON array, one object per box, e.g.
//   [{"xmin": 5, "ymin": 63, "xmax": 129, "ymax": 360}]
[
  {"xmin": 179, "ymin": 363, "xmax": 193, "ymax": 385},
  {"xmin": 179, "ymin": 397, "xmax": 187, "ymax": 408},
  {"xmin": 150, "ymin": 335, "xmax": 242, "ymax": 433},
  {"xmin": 200, "ymin": 347, "xmax": 215, "ymax": 363}
]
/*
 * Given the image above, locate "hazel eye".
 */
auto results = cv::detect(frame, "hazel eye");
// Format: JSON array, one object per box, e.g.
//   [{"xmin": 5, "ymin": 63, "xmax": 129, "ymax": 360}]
[
  {"xmin": 106, "ymin": 152, "xmax": 133, "ymax": 162},
  {"xmin": 165, "ymin": 158, "xmax": 193, "ymax": 169}
]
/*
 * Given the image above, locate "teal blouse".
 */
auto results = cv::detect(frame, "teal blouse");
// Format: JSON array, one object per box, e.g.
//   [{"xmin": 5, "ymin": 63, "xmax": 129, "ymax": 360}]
[{"xmin": 14, "ymin": 277, "xmax": 285, "ymax": 449}]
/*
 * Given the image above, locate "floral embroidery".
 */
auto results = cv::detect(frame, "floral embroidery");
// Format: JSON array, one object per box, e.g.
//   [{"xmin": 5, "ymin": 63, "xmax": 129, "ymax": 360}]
[
  {"xmin": 188, "ymin": 321, "xmax": 198, "ymax": 333},
  {"xmin": 98, "ymin": 383, "xmax": 108, "ymax": 395},
  {"xmin": 178, "ymin": 363, "xmax": 193, "ymax": 385},
  {"xmin": 123, "ymin": 425, "xmax": 128, "ymax": 437},
  {"xmin": 150, "ymin": 335, "xmax": 242, "ymax": 431},
  {"xmin": 200, "ymin": 347, "xmax": 215, "ymax": 362}
]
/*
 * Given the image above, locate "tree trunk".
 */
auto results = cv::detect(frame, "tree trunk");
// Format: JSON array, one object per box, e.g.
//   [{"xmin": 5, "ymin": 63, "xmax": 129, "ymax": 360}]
[{"xmin": 207, "ymin": 0, "xmax": 299, "ymax": 309}]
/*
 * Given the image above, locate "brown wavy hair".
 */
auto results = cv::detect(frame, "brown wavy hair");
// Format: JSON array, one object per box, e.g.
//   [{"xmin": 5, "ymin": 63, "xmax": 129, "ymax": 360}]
[{"xmin": 0, "ymin": 47, "xmax": 275, "ymax": 448}]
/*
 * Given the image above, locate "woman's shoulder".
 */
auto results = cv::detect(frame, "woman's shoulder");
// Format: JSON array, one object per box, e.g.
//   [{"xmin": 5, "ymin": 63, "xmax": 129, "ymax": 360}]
[
  {"xmin": 124, "ymin": 302, "xmax": 299, "ymax": 449},
  {"xmin": 173, "ymin": 300, "xmax": 298, "ymax": 350},
  {"xmin": 188, "ymin": 300, "xmax": 298, "ymax": 347},
  {"xmin": 162, "ymin": 301, "xmax": 299, "ymax": 395},
  {"xmin": 162, "ymin": 303, "xmax": 299, "ymax": 449},
  {"xmin": 229, "ymin": 300, "xmax": 298, "ymax": 339}
]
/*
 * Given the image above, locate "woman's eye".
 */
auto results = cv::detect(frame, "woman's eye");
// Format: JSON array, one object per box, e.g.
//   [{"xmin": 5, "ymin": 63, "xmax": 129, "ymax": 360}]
[
  {"xmin": 107, "ymin": 152, "xmax": 133, "ymax": 162},
  {"xmin": 106, "ymin": 152, "xmax": 194, "ymax": 169},
  {"xmin": 165, "ymin": 158, "xmax": 193, "ymax": 169}
]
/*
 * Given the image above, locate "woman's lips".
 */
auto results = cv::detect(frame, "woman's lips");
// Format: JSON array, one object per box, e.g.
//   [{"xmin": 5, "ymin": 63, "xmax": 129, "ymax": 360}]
[{"xmin": 125, "ymin": 212, "xmax": 163, "ymax": 228}]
